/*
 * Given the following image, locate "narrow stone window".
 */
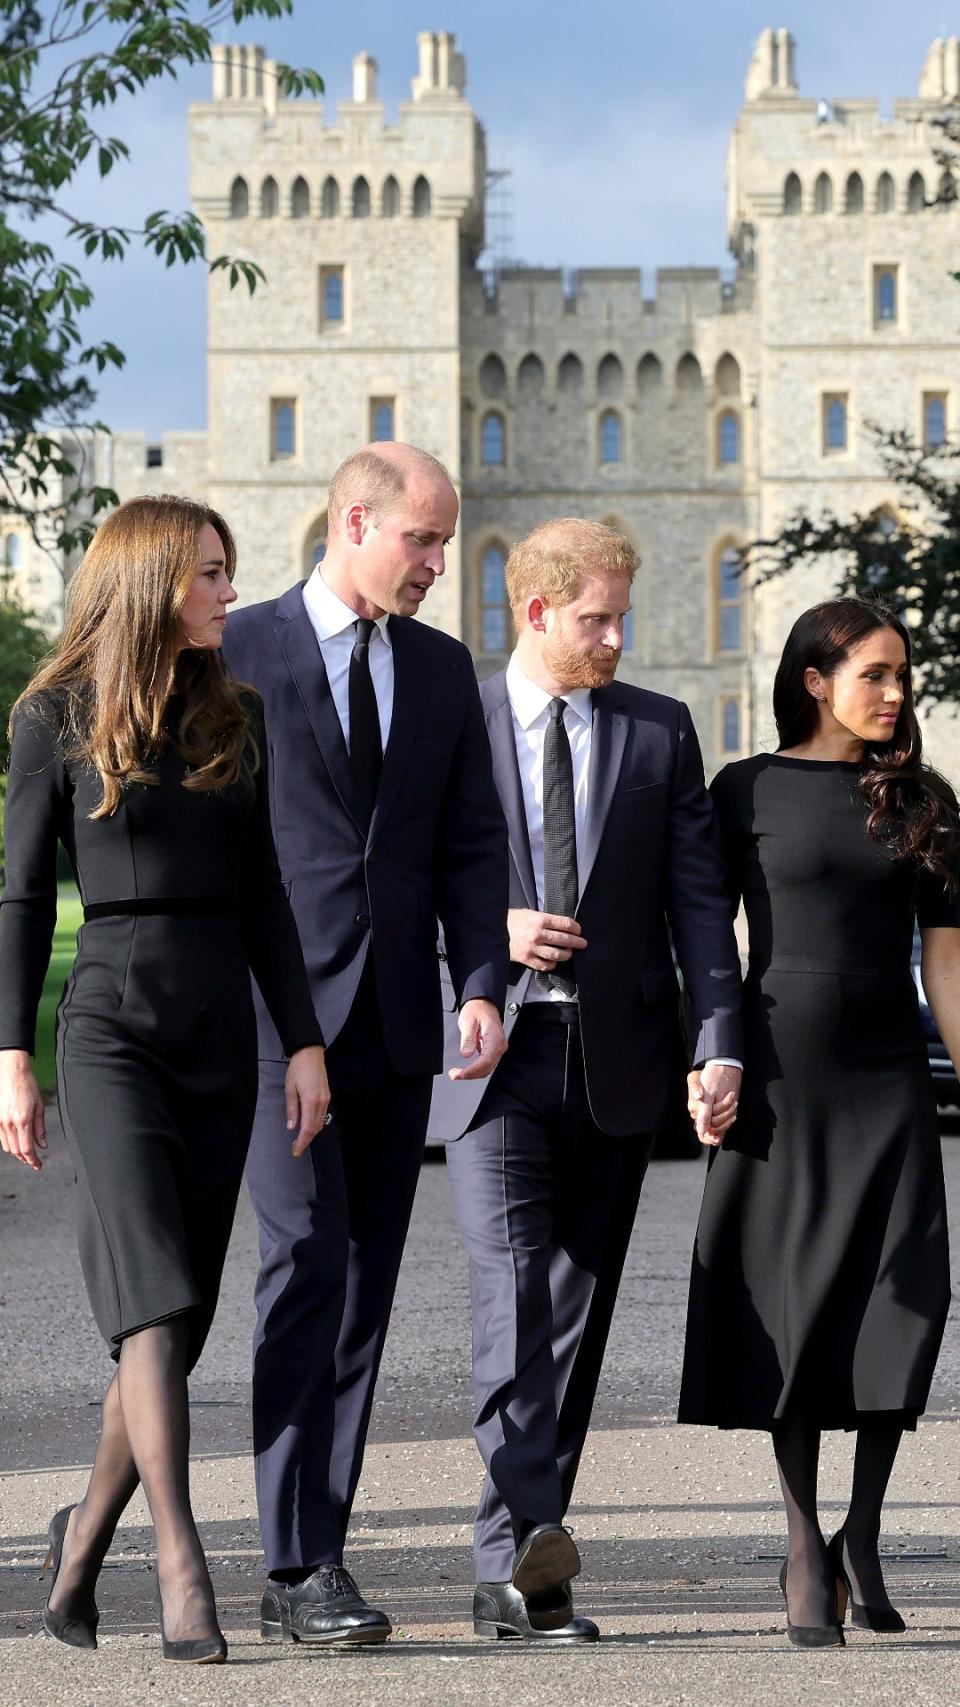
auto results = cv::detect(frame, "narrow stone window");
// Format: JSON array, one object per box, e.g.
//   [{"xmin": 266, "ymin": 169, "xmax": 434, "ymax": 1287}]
[
  {"xmin": 479, "ymin": 353, "xmax": 507, "ymax": 398},
  {"xmin": 876, "ymin": 172, "xmax": 895, "ymax": 214},
  {"xmin": 822, "ymin": 394, "xmax": 848, "ymax": 453},
  {"xmin": 783, "ymin": 172, "xmax": 802, "ymax": 215},
  {"xmin": 717, "ymin": 549, "xmax": 742, "ymax": 652},
  {"xmin": 4, "ymin": 533, "xmax": 22, "ymax": 568},
  {"xmin": 845, "ymin": 172, "xmax": 864, "ymax": 214},
  {"xmin": 717, "ymin": 410, "xmax": 740, "ymax": 464},
  {"xmin": 319, "ymin": 266, "xmax": 344, "ymax": 326},
  {"xmin": 291, "ymin": 176, "xmax": 310, "ymax": 219},
  {"xmin": 873, "ymin": 266, "xmax": 897, "ymax": 325},
  {"xmin": 480, "ymin": 544, "xmax": 509, "ymax": 653},
  {"xmin": 599, "ymin": 410, "xmax": 622, "ymax": 463},
  {"xmin": 229, "ymin": 176, "xmax": 249, "ymax": 218},
  {"xmin": 720, "ymin": 697, "xmax": 742, "ymax": 754},
  {"xmin": 413, "ymin": 175, "xmax": 432, "ymax": 217},
  {"xmin": 481, "ymin": 412, "xmax": 505, "ymax": 466},
  {"xmin": 370, "ymin": 398, "xmax": 395, "ymax": 442},
  {"xmin": 260, "ymin": 176, "xmax": 279, "ymax": 218},
  {"xmin": 924, "ymin": 393, "xmax": 947, "ymax": 450},
  {"xmin": 382, "ymin": 176, "xmax": 400, "ymax": 217},
  {"xmin": 321, "ymin": 176, "xmax": 340, "ymax": 218},
  {"xmin": 271, "ymin": 399, "xmax": 296, "ymax": 461},
  {"xmin": 814, "ymin": 172, "xmax": 833, "ymax": 214},
  {"xmin": 637, "ymin": 352, "xmax": 663, "ymax": 396},
  {"xmin": 352, "ymin": 176, "xmax": 370, "ymax": 218},
  {"xmin": 558, "ymin": 352, "xmax": 583, "ymax": 394},
  {"xmin": 907, "ymin": 171, "xmax": 926, "ymax": 213},
  {"xmin": 146, "ymin": 445, "xmax": 163, "ymax": 469}
]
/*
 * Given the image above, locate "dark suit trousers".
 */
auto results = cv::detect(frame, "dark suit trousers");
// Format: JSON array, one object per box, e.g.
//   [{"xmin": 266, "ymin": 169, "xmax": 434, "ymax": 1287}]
[
  {"xmin": 445, "ymin": 1006, "xmax": 654, "ymax": 1583},
  {"xmin": 246, "ymin": 966, "xmax": 432, "ymax": 1572}
]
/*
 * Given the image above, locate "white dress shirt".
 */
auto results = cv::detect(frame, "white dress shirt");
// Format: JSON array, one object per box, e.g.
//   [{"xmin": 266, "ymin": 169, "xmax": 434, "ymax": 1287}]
[{"xmin": 301, "ymin": 569, "xmax": 393, "ymax": 751}]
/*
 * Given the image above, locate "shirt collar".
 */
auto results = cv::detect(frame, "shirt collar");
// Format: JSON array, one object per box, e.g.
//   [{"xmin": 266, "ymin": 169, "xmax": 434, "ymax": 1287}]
[
  {"xmin": 505, "ymin": 653, "xmax": 593, "ymax": 732},
  {"xmin": 302, "ymin": 569, "xmax": 392, "ymax": 646}
]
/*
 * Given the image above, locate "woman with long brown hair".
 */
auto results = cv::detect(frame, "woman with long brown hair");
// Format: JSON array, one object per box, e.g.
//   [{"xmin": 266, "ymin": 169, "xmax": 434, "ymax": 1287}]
[
  {"xmin": 679, "ymin": 597, "xmax": 960, "ymax": 1646},
  {"xmin": 0, "ymin": 496, "xmax": 329, "ymax": 1663}
]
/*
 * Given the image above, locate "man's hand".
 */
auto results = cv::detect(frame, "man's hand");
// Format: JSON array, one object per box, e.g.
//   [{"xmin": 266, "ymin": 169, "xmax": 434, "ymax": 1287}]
[
  {"xmin": 508, "ymin": 908, "xmax": 587, "ymax": 974},
  {"xmin": 687, "ymin": 1063, "xmax": 742, "ymax": 1148},
  {"xmin": 448, "ymin": 998, "xmax": 508, "ymax": 1082}
]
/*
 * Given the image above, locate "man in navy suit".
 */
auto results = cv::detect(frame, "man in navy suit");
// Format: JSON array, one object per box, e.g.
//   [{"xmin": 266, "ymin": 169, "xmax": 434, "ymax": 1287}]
[
  {"xmin": 222, "ymin": 443, "xmax": 508, "ymax": 1645},
  {"xmin": 430, "ymin": 519, "xmax": 743, "ymax": 1642}
]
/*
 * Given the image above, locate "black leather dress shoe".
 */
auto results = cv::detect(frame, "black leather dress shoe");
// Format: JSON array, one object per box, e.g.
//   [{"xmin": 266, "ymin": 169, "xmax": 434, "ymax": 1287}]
[
  {"xmin": 474, "ymin": 1581, "xmax": 599, "ymax": 1643},
  {"xmin": 260, "ymin": 1566, "xmax": 391, "ymax": 1645},
  {"xmin": 512, "ymin": 1523, "xmax": 581, "ymax": 1605}
]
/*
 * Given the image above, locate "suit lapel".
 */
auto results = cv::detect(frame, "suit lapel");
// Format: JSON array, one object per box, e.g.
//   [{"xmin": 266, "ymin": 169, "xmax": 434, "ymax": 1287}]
[
  {"xmin": 368, "ymin": 617, "xmax": 422, "ymax": 847},
  {"xmin": 484, "ymin": 676, "xmax": 537, "ymax": 908},
  {"xmin": 274, "ymin": 586, "xmax": 365, "ymax": 835},
  {"xmin": 577, "ymin": 689, "xmax": 629, "ymax": 908}
]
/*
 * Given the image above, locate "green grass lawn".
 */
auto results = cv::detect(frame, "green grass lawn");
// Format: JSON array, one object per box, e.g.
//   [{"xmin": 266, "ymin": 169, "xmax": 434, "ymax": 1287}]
[{"xmin": 35, "ymin": 886, "xmax": 83, "ymax": 1094}]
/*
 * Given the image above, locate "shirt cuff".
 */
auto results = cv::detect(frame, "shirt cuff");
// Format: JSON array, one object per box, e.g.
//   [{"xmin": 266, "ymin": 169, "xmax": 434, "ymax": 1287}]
[{"xmin": 703, "ymin": 1057, "xmax": 742, "ymax": 1071}]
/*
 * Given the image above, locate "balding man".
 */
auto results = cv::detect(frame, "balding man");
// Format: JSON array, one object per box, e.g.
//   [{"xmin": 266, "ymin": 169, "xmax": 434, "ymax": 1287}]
[
  {"xmin": 222, "ymin": 444, "xmax": 508, "ymax": 1645},
  {"xmin": 430, "ymin": 519, "xmax": 742, "ymax": 1642}
]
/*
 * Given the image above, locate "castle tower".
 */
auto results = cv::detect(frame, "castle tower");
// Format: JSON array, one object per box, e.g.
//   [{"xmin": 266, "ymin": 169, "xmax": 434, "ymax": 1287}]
[{"xmin": 188, "ymin": 34, "xmax": 485, "ymax": 631}]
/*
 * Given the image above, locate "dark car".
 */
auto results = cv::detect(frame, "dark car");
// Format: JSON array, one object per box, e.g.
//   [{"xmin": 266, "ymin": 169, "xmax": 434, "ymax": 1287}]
[{"xmin": 912, "ymin": 931, "xmax": 959, "ymax": 1108}]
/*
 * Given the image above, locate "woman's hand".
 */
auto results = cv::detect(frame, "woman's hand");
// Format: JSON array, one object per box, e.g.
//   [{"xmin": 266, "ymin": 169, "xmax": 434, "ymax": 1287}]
[
  {"xmin": 284, "ymin": 1045, "xmax": 332, "ymax": 1158},
  {"xmin": 0, "ymin": 1049, "xmax": 47, "ymax": 1172},
  {"xmin": 687, "ymin": 1064, "xmax": 741, "ymax": 1147}
]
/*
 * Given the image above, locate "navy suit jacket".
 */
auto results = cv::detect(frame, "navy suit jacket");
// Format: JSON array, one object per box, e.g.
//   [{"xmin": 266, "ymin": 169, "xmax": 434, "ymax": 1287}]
[
  {"xmin": 430, "ymin": 669, "xmax": 743, "ymax": 1138},
  {"xmin": 222, "ymin": 585, "xmax": 509, "ymax": 1075}
]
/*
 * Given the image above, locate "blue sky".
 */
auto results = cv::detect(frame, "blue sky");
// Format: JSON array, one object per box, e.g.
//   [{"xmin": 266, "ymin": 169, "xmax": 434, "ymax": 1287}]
[{"xmin": 44, "ymin": 2, "xmax": 959, "ymax": 437}]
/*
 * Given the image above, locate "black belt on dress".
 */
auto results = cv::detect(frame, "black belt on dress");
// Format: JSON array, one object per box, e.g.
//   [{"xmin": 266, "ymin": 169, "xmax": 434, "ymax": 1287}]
[
  {"xmin": 82, "ymin": 898, "xmax": 240, "ymax": 921},
  {"xmin": 516, "ymin": 1001, "xmax": 581, "ymax": 1027}
]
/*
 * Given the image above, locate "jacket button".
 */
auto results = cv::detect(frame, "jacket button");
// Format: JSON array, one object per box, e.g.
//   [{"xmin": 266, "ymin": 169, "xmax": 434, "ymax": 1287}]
[
  {"xmin": 507, "ymin": 1001, "xmax": 520, "ymax": 1015},
  {"xmin": 356, "ymin": 912, "xmax": 371, "ymax": 928}
]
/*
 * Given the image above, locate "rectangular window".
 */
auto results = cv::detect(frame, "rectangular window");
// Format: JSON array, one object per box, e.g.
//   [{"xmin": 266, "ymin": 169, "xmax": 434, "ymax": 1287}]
[
  {"xmin": 923, "ymin": 391, "xmax": 947, "ymax": 450},
  {"xmin": 822, "ymin": 393, "xmax": 848, "ymax": 454},
  {"xmin": 319, "ymin": 265, "xmax": 344, "ymax": 328},
  {"xmin": 270, "ymin": 398, "xmax": 297, "ymax": 461},
  {"xmin": 873, "ymin": 265, "xmax": 898, "ymax": 327},
  {"xmin": 720, "ymin": 697, "xmax": 742, "ymax": 755},
  {"xmin": 146, "ymin": 444, "xmax": 163, "ymax": 469},
  {"xmin": 370, "ymin": 398, "xmax": 395, "ymax": 442}
]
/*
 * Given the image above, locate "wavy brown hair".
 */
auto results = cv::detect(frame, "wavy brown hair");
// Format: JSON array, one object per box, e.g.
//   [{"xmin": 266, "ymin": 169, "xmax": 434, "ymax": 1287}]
[
  {"xmin": 15, "ymin": 495, "xmax": 253, "ymax": 818},
  {"xmin": 774, "ymin": 597, "xmax": 960, "ymax": 889}
]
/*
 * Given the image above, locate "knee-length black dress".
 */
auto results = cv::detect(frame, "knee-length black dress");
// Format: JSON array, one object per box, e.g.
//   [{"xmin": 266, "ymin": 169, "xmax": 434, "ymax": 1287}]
[
  {"xmin": 678, "ymin": 755, "xmax": 957, "ymax": 1431},
  {"xmin": 0, "ymin": 691, "xmax": 323, "ymax": 1369}
]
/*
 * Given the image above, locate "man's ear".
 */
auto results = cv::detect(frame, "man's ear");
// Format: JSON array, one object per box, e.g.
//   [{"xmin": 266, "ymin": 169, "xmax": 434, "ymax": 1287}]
[
  {"xmin": 344, "ymin": 502, "xmax": 367, "ymax": 546},
  {"xmin": 527, "ymin": 595, "xmax": 548, "ymax": 633}
]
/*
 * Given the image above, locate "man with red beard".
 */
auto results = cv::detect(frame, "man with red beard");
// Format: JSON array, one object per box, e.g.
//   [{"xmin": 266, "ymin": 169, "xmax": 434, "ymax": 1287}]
[{"xmin": 430, "ymin": 518, "xmax": 743, "ymax": 1642}]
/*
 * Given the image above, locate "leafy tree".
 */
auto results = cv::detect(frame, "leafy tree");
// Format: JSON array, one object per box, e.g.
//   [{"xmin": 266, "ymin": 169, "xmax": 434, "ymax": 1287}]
[{"xmin": 0, "ymin": 1, "xmax": 322, "ymax": 563}]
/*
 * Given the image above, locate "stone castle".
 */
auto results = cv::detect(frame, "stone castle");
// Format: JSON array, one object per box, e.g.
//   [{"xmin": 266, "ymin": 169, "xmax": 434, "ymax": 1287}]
[{"xmin": 6, "ymin": 26, "xmax": 960, "ymax": 775}]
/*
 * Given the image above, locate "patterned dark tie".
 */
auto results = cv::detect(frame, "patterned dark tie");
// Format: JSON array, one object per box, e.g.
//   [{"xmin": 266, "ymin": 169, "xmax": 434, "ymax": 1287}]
[
  {"xmin": 538, "ymin": 696, "xmax": 578, "ymax": 996},
  {"xmin": 348, "ymin": 617, "xmax": 383, "ymax": 826}
]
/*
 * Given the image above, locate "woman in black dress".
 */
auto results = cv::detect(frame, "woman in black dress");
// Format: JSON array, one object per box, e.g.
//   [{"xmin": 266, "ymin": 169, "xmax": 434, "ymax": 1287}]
[
  {"xmin": 0, "ymin": 496, "xmax": 329, "ymax": 1662},
  {"xmin": 679, "ymin": 598, "xmax": 960, "ymax": 1646}
]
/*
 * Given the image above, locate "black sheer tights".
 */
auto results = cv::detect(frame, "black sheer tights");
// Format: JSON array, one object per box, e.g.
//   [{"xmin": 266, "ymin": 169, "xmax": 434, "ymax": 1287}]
[
  {"xmin": 46, "ymin": 1319, "xmax": 221, "ymax": 1644},
  {"xmin": 772, "ymin": 1415, "xmax": 904, "ymax": 1627}
]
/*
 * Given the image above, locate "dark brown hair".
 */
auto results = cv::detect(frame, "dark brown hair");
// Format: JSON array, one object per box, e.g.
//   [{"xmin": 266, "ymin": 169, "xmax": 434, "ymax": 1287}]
[{"xmin": 773, "ymin": 597, "xmax": 959, "ymax": 889}]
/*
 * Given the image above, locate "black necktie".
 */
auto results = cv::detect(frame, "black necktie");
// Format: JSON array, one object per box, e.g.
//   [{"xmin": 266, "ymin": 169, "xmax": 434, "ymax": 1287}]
[
  {"xmin": 539, "ymin": 696, "xmax": 578, "ymax": 996},
  {"xmin": 349, "ymin": 618, "xmax": 382, "ymax": 825}
]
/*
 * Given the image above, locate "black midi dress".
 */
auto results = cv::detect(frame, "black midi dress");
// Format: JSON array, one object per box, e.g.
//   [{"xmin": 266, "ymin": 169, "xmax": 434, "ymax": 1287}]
[
  {"xmin": 678, "ymin": 755, "xmax": 957, "ymax": 1431},
  {"xmin": 0, "ymin": 691, "xmax": 323, "ymax": 1368}
]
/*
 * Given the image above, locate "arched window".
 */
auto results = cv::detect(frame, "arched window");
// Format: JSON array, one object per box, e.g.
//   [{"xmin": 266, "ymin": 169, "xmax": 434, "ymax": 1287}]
[
  {"xmin": 715, "ymin": 353, "xmax": 741, "ymax": 397},
  {"xmin": 907, "ymin": 171, "xmax": 926, "ymax": 213},
  {"xmin": 875, "ymin": 269, "xmax": 897, "ymax": 323},
  {"xmin": 721, "ymin": 698, "xmax": 741, "ymax": 754},
  {"xmin": 382, "ymin": 175, "xmax": 400, "ymax": 218},
  {"xmin": 599, "ymin": 410, "xmax": 622, "ymax": 463},
  {"xmin": 304, "ymin": 515, "xmax": 327, "ymax": 577},
  {"xmin": 637, "ymin": 352, "xmax": 663, "ymax": 396},
  {"xmin": 371, "ymin": 399, "xmax": 394, "ymax": 442},
  {"xmin": 876, "ymin": 172, "xmax": 895, "ymax": 214},
  {"xmin": 517, "ymin": 353, "xmax": 545, "ymax": 396},
  {"xmin": 4, "ymin": 534, "xmax": 22, "ymax": 568},
  {"xmin": 413, "ymin": 175, "xmax": 431, "ymax": 217},
  {"xmin": 597, "ymin": 353, "xmax": 623, "ymax": 397},
  {"xmin": 291, "ymin": 176, "xmax": 310, "ymax": 219},
  {"xmin": 938, "ymin": 168, "xmax": 957, "ymax": 209},
  {"xmin": 479, "ymin": 353, "xmax": 507, "ymax": 398},
  {"xmin": 260, "ymin": 176, "xmax": 279, "ymax": 218},
  {"xmin": 844, "ymin": 172, "xmax": 864, "ymax": 214},
  {"xmin": 481, "ymin": 411, "xmax": 505, "ymax": 466},
  {"xmin": 924, "ymin": 393, "xmax": 947, "ymax": 450},
  {"xmin": 229, "ymin": 176, "xmax": 249, "ymax": 218},
  {"xmin": 352, "ymin": 176, "xmax": 370, "ymax": 218},
  {"xmin": 717, "ymin": 410, "xmax": 740, "ymax": 464},
  {"xmin": 717, "ymin": 547, "xmax": 742, "ymax": 651},
  {"xmin": 814, "ymin": 172, "xmax": 833, "ymax": 214},
  {"xmin": 676, "ymin": 352, "xmax": 703, "ymax": 396},
  {"xmin": 557, "ymin": 352, "xmax": 583, "ymax": 394},
  {"xmin": 823, "ymin": 394, "xmax": 848, "ymax": 452},
  {"xmin": 783, "ymin": 171, "xmax": 802, "ymax": 215},
  {"xmin": 322, "ymin": 268, "xmax": 343, "ymax": 323},
  {"xmin": 321, "ymin": 175, "xmax": 340, "ymax": 218},
  {"xmin": 480, "ymin": 544, "xmax": 509, "ymax": 653}
]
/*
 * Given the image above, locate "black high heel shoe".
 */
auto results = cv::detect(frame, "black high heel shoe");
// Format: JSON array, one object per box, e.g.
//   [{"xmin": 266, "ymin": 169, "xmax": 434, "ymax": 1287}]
[
  {"xmin": 827, "ymin": 1530, "xmax": 906, "ymax": 1633},
  {"xmin": 779, "ymin": 1558, "xmax": 845, "ymax": 1648},
  {"xmin": 154, "ymin": 1578, "xmax": 227, "ymax": 1664},
  {"xmin": 39, "ymin": 1505, "xmax": 99, "ymax": 1650}
]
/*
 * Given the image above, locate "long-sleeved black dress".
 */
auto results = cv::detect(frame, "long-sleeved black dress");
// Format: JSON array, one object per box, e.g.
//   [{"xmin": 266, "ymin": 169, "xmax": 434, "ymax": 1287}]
[
  {"xmin": 0, "ymin": 689, "xmax": 323, "ymax": 1368},
  {"xmin": 679, "ymin": 755, "xmax": 957, "ymax": 1430}
]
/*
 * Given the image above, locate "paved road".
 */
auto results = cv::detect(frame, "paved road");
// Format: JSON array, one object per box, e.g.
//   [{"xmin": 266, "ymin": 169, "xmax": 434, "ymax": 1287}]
[{"xmin": 1, "ymin": 1118, "xmax": 959, "ymax": 1705}]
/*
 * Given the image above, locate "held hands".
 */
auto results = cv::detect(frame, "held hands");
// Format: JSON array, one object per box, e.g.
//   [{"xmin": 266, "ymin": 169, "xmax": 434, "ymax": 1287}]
[
  {"xmin": 285, "ymin": 1044, "xmax": 332, "ymax": 1158},
  {"xmin": 508, "ymin": 908, "xmax": 587, "ymax": 974},
  {"xmin": 0, "ymin": 1049, "xmax": 47, "ymax": 1173},
  {"xmin": 449, "ymin": 998, "xmax": 508, "ymax": 1082},
  {"xmin": 687, "ymin": 1063, "xmax": 742, "ymax": 1148}
]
